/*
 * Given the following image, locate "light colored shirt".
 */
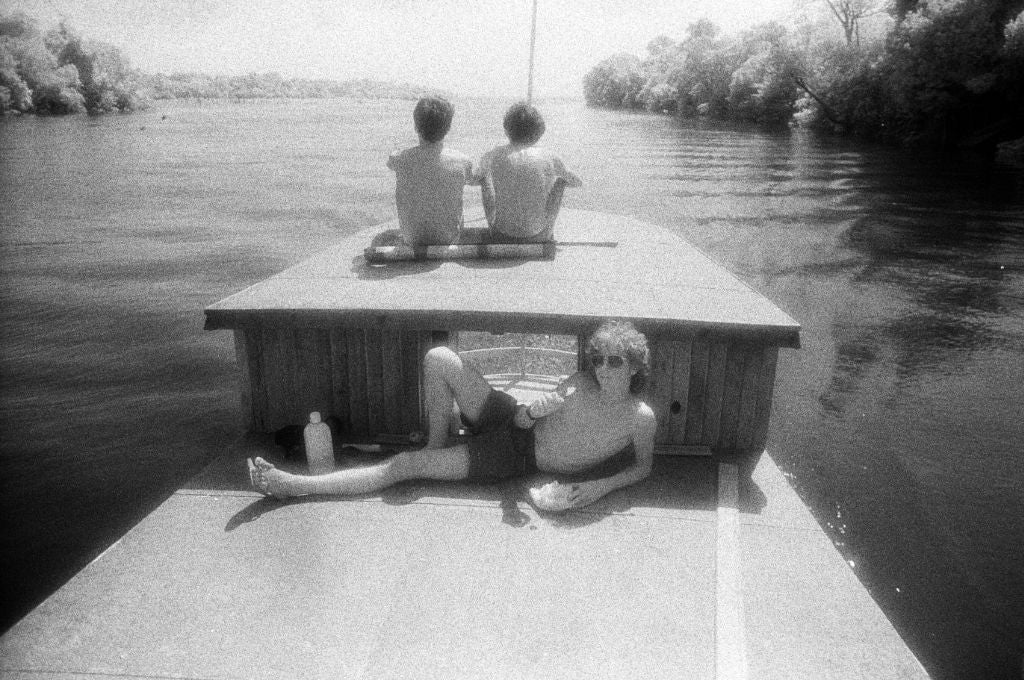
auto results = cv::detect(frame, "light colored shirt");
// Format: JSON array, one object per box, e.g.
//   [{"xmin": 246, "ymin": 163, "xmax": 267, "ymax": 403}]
[
  {"xmin": 477, "ymin": 144, "xmax": 582, "ymax": 241},
  {"xmin": 387, "ymin": 142, "xmax": 476, "ymax": 246}
]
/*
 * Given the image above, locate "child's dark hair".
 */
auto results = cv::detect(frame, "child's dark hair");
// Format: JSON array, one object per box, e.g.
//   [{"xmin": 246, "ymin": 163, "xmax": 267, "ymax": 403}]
[
  {"xmin": 586, "ymin": 319, "xmax": 651, "ymax": 394},
  {"xmin": 414, "ymin": 96, "xmax": 454, "ymax": 143},
  {"xmin": 503, "ymin": 101, "xmax": 546, "ymax": 145}
]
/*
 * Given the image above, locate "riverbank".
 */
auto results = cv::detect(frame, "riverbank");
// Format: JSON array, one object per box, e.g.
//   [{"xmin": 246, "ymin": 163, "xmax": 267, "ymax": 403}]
[
  {"xmin": 0, "ymin": 12, "xmax": 436, "ymax": 115},
  {"xmin": 584, "ymin": 8, "xmax": 1024, "ymax": 156}
]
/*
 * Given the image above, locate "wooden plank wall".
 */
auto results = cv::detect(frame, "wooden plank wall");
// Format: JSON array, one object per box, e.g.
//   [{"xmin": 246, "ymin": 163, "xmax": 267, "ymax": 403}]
[
  {"xmin": 237, "ymin": 326, "xmax": 779, "ymax": 454},
  {"xmin": 241, "ymin": 326, "xmax": 447, "ymax": 435},
  {"xmin": 648, "ymin": 336, "xmax": 778, "ymax": 455}
]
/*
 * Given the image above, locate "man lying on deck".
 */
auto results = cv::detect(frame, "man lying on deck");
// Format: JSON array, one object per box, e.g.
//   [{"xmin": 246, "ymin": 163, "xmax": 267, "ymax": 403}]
[{"xmin": 249, "ymin": 319, "xmax": 657, "ymax": 512}]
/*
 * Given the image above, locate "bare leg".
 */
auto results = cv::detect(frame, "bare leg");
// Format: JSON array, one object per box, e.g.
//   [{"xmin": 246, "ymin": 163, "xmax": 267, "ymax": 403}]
[
  {"xmin": 248, "ymin": 443, "xmax": 472, "ymax": 499},
  {"xmin": 244, "ymin": 347, "xmax": 493, "ymax": 499},
  {"xmin": 422, "ymin": 346, "xmax": 494, "ymax": 449}
]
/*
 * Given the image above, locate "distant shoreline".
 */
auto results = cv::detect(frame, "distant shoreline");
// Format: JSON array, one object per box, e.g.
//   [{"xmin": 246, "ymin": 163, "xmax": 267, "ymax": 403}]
[
  {"xmin": 143, "ymin": 73, "xmax": 443, "ymax": 103},
  {"xmin": 146, "ymin": 92, "xmax": 585, "ymax": 103},
  {"xmin": 2, "ymin": 11, "xmax": 581, "ymax": 117},
  {"xmin": 143, "ymin": 73, "xmax": 583, "ymax": 104}
]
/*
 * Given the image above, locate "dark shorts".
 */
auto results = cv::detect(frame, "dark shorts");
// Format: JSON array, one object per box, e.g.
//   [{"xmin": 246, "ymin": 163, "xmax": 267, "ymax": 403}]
[
  {"xmin": 557, "ymin": 444, "xmax": 637, "ymax": 483},
  {"xmin": 461, "ymin": 389, "xmax": 638, "ymax": 483},
  {"xmin": 462, "ymin": 390, "xmax": 537, "ymax": 482}
]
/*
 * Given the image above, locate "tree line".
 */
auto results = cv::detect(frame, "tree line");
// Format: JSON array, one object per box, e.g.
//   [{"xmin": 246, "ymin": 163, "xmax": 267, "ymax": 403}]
[
  {"xmin": 144, "ymin": 72, "xmax": 430, "ymax": 101},
  {"xmin": 0, "ymin": 13, "xmax": 429, "ymax": 116},
  {"xmin": 583, "ymin": 0, "xmax": 1024, "ymax": 150}
]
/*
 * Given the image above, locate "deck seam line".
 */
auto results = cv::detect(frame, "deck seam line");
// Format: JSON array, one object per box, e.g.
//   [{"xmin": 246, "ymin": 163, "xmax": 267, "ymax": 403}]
[{"xmin": 716, "ymin": 462, "xmax": 748, "ymax": 680}]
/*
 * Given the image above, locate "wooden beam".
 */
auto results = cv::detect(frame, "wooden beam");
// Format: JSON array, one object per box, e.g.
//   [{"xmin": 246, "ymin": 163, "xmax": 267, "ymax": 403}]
[{"xmin": 364, "ymin": 242, "xmax": 556, "ymax": 263}]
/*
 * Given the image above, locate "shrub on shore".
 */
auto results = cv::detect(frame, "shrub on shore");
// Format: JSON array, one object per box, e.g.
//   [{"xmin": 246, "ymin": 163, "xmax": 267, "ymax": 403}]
[
  {"xmin": 584, "ymin": 1, "xmax": 1024, "ymax": 150},
  {"xmin": 0, "ymin": 13, "xmax": 146, "ymax": 115},
  {"xmin": 0, "ymin": 13, "xmax": 435, "ymax": 116}
]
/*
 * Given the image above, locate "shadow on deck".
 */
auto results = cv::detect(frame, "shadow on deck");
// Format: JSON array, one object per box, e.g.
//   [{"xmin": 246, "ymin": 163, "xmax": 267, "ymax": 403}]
[{"xmin": 187, "ymin": 431, "xmax": 769, "ymax": 537}]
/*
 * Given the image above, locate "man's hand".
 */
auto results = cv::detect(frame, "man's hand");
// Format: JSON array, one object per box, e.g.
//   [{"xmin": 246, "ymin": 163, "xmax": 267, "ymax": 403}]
[
  {"xmin": 567, "ymin": 480, "xmax": 606, "ymax": 509},
  {"xmin": 528, "ymin": 386, "xmax": 575, "ymax": 419},
  {"xmin": 528, "ymin": 478, "xmax": 608, "ymax": 512}
]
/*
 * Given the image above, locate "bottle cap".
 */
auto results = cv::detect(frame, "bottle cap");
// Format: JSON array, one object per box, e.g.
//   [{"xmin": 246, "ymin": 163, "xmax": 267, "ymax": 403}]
[{"xmin": 310, "ymin": 411, "xmax": 321, "ymax": 423}]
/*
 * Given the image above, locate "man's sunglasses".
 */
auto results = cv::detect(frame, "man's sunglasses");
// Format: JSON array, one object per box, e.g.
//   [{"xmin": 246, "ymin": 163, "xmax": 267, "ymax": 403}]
[{"xmin": 590, "ymin": 353, "xmax": 626, "ymax": 368}]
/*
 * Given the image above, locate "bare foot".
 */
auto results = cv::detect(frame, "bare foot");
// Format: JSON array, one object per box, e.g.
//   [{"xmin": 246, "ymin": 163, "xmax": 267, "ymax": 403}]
[{"xmin": 247, "ymin": 457, "xmax": 295, "ymax": 499}]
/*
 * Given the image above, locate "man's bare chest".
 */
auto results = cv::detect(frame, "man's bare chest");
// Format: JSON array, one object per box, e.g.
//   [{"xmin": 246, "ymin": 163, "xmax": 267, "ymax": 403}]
[{"xmin": 543, "ymin": 395, "xmax": 634, "ymax": 442}]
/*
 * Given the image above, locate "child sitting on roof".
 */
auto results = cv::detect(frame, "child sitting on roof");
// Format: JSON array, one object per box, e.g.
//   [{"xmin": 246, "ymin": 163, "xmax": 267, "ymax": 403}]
[
  {"xmin": 476, "ymin": 102, "xmax": 582, "ymax": 243},
  {"xmin": 383, "ymin": 96, "xmax": 480, "ymax": 247}
]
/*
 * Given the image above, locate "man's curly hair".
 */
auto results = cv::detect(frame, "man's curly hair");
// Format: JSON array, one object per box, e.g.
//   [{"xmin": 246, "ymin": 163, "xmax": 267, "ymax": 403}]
[{"xmin": 586, "ymin": 319, "xmax": 650, "ymax": 394}]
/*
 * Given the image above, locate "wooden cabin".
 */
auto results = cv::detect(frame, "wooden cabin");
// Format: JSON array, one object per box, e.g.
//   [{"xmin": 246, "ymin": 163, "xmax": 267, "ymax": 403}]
[{"xmin": 203, "ymin": 209, "xmax": 800, "ymax": 457}]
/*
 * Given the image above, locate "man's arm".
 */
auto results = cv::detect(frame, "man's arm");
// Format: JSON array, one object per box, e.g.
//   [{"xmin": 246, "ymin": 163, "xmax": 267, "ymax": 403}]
[
  {"xmin": 465, "ymin": 157, "xmax": 484, "ymax": 186},
  {"xmin": 480, "ymin": 174, "xmax": 496, "ymax": 226},
  {"xmin": 553, "ymin": 156, "xmax": 582, "ymax": 188},
  {"xmin": 513, "ymin": 374, "xmax": 580, "ymax": 429},
  {"xmin": 566, "ymin": 403, "xmax": 657, "ymax": 509},
  {"xmin": 474, "ymin": 151, "xmax": 496, "ymax": 225}
]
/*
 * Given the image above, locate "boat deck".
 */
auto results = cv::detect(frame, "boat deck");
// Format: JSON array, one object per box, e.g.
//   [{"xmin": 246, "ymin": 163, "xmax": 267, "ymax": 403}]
[
  {"xmin": 0, "ymin": 212, "xmax": 928, "ymax": 678},
  {"xmin": 0, "ymin": 440, "xmax": 928, "ymax": 680}
]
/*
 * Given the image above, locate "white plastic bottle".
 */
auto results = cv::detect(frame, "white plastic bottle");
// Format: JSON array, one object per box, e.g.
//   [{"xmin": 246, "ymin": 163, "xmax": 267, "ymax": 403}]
[{"xmin": 304, "ymin": 411, "xmax": 334, "ymax": 475}]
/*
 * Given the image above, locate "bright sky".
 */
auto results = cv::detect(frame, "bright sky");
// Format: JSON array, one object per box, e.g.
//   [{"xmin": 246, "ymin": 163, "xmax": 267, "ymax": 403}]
[{"xmin": 10, "ymin": 0, "xmax": 800, "ymax": 98}]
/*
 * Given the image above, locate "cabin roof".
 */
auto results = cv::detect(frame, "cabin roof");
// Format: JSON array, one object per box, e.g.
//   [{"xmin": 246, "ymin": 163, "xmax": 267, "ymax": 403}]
[{"xmin": 204, "ymin": 210, "xmax": 800, "ymax": 348}]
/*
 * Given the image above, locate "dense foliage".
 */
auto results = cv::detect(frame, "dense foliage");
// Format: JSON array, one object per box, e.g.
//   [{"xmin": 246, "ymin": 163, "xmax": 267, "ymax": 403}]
[
  {"xmin": 0, "ymin": 13, "xmax": 146, "ymax": 114},
  {"xmin": 584, "ymin": 0, "xmax": 1024, "ymax": 148},
  {"xmin": 0, "ymin": 13, "xmax": 433, "ymax": 116}
]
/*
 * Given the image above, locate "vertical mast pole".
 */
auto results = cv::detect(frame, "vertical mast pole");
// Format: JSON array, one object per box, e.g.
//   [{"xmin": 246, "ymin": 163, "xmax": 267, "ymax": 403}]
[{"xmin": 527, "ymin": 0, "xmax": 538, "ymax": 103}]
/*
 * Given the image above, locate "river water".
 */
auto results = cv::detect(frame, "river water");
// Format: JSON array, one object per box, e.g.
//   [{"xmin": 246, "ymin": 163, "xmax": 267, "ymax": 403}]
[{"xmin": 1, "ymin": 97, "xmax": 1022, "ymax": 678}]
